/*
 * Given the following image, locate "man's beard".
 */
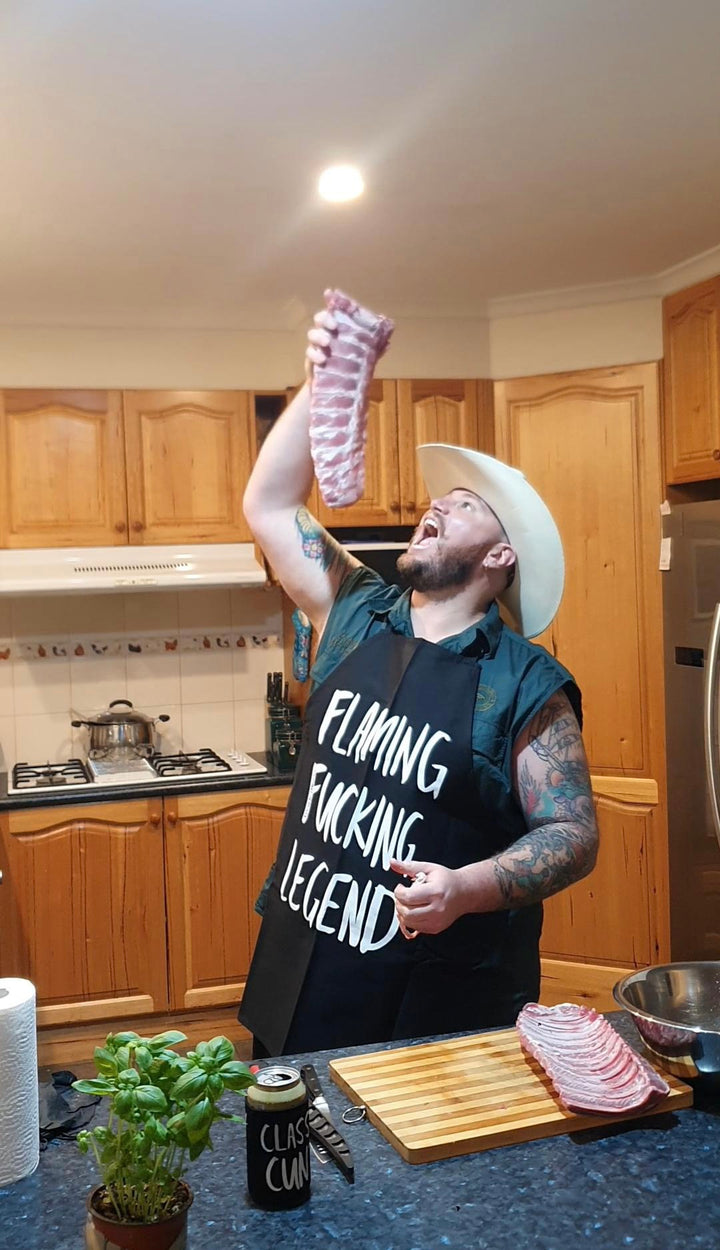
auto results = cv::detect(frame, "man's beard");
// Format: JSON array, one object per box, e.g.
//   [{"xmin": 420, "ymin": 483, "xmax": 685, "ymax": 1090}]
[{"xmin": 396, "ymin": 542, "xmax": 487, "ymax": 593}]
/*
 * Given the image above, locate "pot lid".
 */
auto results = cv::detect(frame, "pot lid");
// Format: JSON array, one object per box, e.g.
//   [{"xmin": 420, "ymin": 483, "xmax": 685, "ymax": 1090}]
[{"xmin": 89, "ymin": 699, "xmax": 156, "ymax": 726}]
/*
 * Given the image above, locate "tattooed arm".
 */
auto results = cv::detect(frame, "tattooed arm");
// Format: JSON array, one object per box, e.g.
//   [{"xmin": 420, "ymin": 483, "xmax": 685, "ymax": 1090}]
[
  {"xmin": 243, "ymin": 310, "xmax": 359, "ymax": 633},
  {"xmin": 392, "ymin": 689, "xmax": 598, "ymax": 934},
  {"xmin": 493, "ymin": 689, "xmax": 598, "ymax": 904}
]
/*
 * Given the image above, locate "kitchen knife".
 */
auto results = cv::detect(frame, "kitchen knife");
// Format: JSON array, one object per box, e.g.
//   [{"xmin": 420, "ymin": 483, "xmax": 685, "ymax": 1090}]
[
  {"xmin": 306, "ymin": 1103, "xmax": 355, "ymax": 1184},
  {"xmin": 310, "ymin": 1137, "xmax": 331, "ymax": 1165},
  {"xmin": 301, "ymin": 1064, "xmax": 333, "ymax": 1121}
]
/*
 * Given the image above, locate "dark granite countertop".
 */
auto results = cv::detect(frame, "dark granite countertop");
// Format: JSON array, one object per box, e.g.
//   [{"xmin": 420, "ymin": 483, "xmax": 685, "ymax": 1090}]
[
  {"xmin": 0, "ymin": 752, "xmax": 295, "ymax": 812},
  {"xmin": 1, "ymin": 1015, "xmax": 719, "ymax": 1250}
]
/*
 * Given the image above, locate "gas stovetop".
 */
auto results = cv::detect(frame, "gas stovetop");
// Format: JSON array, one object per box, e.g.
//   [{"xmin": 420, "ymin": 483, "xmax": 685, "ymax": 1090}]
[{"xmin": 9, "ymin": 748, "xmax": 267, "ymax": 794}]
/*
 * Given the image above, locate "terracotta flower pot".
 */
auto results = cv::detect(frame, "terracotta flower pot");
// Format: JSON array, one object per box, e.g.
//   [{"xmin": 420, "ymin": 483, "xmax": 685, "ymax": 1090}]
[{"xmin": 85, "ymin": 1181, "xmax": 193, "ymax": 1250}]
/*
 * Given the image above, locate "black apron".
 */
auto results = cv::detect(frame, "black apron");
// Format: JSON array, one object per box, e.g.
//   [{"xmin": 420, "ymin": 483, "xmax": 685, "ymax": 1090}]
[{"xmin": 239, "ymin": 631, "xmax": 541, "ymax": 1056}]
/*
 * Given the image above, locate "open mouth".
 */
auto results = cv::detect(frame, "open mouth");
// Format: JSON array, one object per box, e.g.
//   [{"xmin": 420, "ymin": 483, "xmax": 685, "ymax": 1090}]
[{"xmin": 412, "ymin": 515, "xmax": 441, "ymax": 549}]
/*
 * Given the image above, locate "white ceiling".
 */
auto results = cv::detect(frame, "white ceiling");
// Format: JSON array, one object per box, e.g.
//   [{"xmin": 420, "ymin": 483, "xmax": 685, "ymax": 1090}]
[{"xmin": 2, "ymin": 0, "xmax": 720, "ymax": 329}]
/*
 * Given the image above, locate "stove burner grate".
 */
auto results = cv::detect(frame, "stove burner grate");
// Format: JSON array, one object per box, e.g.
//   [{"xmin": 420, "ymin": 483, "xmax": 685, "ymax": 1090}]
[
  {"xmin": 12, "ymin": 758, "xmax": 92, "ymax": 789},
  {"xmin": 150, "ymin": 748, "xmax": 232, "ymax": 778}
]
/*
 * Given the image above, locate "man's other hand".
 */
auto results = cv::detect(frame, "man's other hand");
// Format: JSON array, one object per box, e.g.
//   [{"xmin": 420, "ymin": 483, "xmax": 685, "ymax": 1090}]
[{"xmin": 390, "ymin": 857, "xmax": 468, "ymax": 939}]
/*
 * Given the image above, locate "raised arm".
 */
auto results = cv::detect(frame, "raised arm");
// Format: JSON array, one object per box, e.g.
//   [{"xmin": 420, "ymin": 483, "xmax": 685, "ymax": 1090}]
[
  {"xmin": 243, "ymin": 312, "xmax": 359, "ymax": 634},
  {"xmin": 392, "ymin": 688, "xmax": 599, "ymax": 933}
]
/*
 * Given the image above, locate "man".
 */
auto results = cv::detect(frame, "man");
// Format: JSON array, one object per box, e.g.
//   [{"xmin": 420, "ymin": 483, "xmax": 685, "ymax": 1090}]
[{"xmin": 239, "ymin": 305, "xmax": 599, "ymax": 1058}]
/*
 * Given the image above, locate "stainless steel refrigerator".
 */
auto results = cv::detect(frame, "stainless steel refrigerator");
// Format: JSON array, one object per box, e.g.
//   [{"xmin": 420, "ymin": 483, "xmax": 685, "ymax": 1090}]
[{"xmin": 663, "ymin": 499, "xmax": 720, "ymax": 959}]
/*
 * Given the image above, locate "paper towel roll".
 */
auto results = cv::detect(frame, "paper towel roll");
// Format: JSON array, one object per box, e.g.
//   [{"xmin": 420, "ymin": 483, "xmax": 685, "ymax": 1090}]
[{"xmin": 0, "ymin": 978, "xmax": 39, "ymax": 1186}]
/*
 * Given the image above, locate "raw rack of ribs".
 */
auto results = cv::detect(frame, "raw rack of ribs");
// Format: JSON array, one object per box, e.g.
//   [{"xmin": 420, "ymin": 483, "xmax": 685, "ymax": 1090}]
[
  {"xmin": 516, "ymin": 1002, "xmax": 670, "ymax": 1115},
  {"xmin": 309, "ymin": 288, "xmax": 395, "ymax": 508}
]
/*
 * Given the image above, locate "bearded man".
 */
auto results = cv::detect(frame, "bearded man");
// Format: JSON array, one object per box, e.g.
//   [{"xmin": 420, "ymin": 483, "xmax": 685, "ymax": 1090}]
[{"xmin": 239, "ymin": 304, "xmax": 599, "ymax": 1058}]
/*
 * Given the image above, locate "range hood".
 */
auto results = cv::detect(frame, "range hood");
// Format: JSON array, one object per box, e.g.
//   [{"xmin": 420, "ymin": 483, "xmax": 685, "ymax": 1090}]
[{"xmin": 0, "ymin": 543, "xmax": 268, "ymax": 594}]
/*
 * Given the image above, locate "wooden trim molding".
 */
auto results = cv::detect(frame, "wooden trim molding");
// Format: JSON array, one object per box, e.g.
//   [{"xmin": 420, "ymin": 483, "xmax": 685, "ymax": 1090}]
[
  {"xmin": 36, "ymin": 994, "xmax": 156, "ymax": 1029},
  {"xmin": 590, "ymin": 775, "xmax": 659, "ymax": 804},
  {"xmin": 540, "ymin": 958, "xmax": 634, "ymax": 1013}
]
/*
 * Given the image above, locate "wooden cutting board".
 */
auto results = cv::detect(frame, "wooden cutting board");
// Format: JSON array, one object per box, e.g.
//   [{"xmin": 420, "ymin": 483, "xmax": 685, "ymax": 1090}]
[{"xmin": 329, "ymin": 1028, "xmax": 693, "ymax": 1164}]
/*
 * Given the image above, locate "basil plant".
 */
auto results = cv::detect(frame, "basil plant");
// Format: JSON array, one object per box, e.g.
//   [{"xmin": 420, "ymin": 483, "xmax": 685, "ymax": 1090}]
[{"xmin": 73, "ymin": 1030, "xmax": 255, "ymax": 1224}]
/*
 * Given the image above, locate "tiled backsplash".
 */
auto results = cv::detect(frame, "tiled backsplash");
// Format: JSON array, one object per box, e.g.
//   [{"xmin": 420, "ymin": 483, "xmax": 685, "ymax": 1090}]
[{"xmin": 0, "ymin": 586, "xmax": 285, "ymax": 768}]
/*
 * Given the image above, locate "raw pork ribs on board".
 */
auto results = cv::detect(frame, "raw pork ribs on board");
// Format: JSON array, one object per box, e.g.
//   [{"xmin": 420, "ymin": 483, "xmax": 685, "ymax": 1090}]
[
  {"xmin": 516, "ymin": 1002, "xmax": 670, "ymax": 1115},
  {"xmin": 309, "ymin": 289, "xmax": 395, "ymax": 508}
]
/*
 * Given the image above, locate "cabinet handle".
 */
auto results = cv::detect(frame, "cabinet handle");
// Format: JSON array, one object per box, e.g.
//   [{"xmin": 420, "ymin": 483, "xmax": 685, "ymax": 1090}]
[
  {"xmin": 0, "ymin": 868, "xmax": 3, "ymax": 884},
  {"xmin": 114, "ymin": 521, "xmax": 126, "ymax": 533},
  {"xmin": 389, "ymin": 501, "xmax": 401, "ymax": 514},
  {"xmin": 131, "ymin": 521, "xmax": 145, "ymax": 532},
  {"xmin": 166, "ymin": 811, "xmax": 177, "ymax": 825},
  {"xmin": 149, "ymin": 812, "xmax": 161, "ymax": 826},
  {"xmin": 406, "ymin": 501, "xmax": 416, "ymax": 512},
  {"xmin": 713, "ymin": 449, "xmax": 720, "ymax": 461}
]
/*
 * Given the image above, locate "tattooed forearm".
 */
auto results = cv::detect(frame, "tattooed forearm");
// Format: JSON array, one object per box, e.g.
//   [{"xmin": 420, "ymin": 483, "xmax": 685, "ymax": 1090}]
[
  {"xmin": 295, "ymin": 507, "xmax": 353, "ymax": 581},
  {"xmin": 495, "ymin": 690, "xmax": 599, "ymax": 907},
  {"xmin": 491, "ymin": 822, "xmax": 598, "ymax": 906}
]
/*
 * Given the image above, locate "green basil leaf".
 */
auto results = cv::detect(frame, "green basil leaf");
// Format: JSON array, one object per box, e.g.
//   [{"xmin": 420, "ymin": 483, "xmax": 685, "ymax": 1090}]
[
  {"xmin": 118, "ymin": 1068, "xmax": 141, "ymax": 1087},
  {"xmin": 219, "ymin": 1061, "xmax": 255, "ymax": 1091},
  {"xmin": 92, "ymin": 1047, "xmax": 118, "ymax": 1078},
  {"xmin": 207, "ymin": 1036, "xmax": 234, "ymax": 1065},
  {"xmin": 114, "ymin": 1088, "xmax": 135, "ymax": 1118},
  {"xmin": 134, "ymin": 1045, "xmax": 153, "ymax": 1072},
  {"xmin": 71, "ymin": 1078, "xmax": 115, "ymax": 1096},
  {"xmin": 207, "ymin": 1073, "xmax": 224, "ymax": 1099},
  {"xmin": 185, "ymin": 1096, "xmax": 214, "ymax": 1143},
  {"xmin": 148, "ymin": 1030, "xmax": 187, "ymax": 1050},
  {"xmin": 110, "ymin": 1031, "xmax": 141, "ymax": 1046},
  {"xmin": 134, "ymin": 1086, "xmax": 168, "ymax": 1113},
  {"xmin": 115, "ymin": 1046, "xmax": 131, "ymax": 1071},
  {"xmin": 170, "ymin": 1069, "xmax": 208, "ymax": 1102}
]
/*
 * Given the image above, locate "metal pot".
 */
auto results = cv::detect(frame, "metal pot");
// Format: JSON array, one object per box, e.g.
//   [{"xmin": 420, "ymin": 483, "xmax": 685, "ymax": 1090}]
[{"xmin": 72, "ymin": 699, "xmax": 170, "ymax": 757}]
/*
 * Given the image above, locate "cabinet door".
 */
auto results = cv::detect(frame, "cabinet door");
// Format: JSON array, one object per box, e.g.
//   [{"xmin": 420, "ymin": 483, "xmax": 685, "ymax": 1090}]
[
  {"xmin": 663, "ymin": 278, "xmax": 720, "ymax": 483},
  {"xmin": 540, "ymin": 781, "xmax": 657, "ymax": 966},
  {"xmin": 396, "ymin": 380, "xmax": 489, "ymax": 524},
  {"xmin": 164, "ymin": 788, "xmax": 289, "ymax": 1011},
  {"xmin": 495, "ymin": 364, "xmax": 669, "ymax": 966},
  {"xmin": 0, "ymin": 389, "xmax": 127, "ymax": 547},
  {"xmin": 314, "ymin": 381, "xmax": 402, "ymax": 526},
  {"xmin": 0, "ymin": 799, "xmax": 168, "ymax": 1026},
  {"xmin": 123, "ymin": 390, "xmax": 254, "ymax": 543}
]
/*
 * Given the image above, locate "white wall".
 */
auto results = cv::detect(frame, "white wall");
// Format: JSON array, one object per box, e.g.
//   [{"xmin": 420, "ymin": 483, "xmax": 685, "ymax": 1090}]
[
  {"xmin": 0, "ymin": 325, "xmax": 305, "ymax": 390},
  {"xmin": 0, "ymin": 302, "xmax": 660, "ymax": 387},
  {"xmin": 376, "ymin": 317, "xmax": 492, "ymax": 379},
  {"xmin": 0, "ymin": 587, "xmax": 284, "ymax": 767},
  {"xmin": 489, "ymin": 298, "xmax": 663, "ymax": 379},
  {"xmin": 0, "ymin": 316, "xmax": 493, "ymax": 388}
]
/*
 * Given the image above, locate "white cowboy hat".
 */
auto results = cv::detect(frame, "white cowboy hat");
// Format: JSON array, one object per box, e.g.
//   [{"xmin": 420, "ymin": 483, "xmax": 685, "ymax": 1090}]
[{"xmin": 416, "ymin": 443, "xmax": 565, "ymax": 639}]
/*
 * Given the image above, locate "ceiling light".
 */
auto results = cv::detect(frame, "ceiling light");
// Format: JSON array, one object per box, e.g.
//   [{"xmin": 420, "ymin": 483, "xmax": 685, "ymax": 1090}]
[{"xmin": 318, "ymin": 165, "xmax": 364, "ymax": 203}]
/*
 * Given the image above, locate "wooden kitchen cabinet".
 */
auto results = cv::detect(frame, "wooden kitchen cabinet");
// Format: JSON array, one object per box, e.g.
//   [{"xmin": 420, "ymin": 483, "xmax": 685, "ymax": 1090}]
[
  {"xmin": 663, "ymin": 276, "xmax": 720, "ymax": 483},
  {"xmin": 0, "ymin": 798, "xmax": 169, "ymax": 1026},
  {"xmin": 397, "ymin": 379, "xmax": 493, "ymax": 523},
  {"xmin": 0, "ymin": 786, "xmax": 290, "ymax": 1030},
  {"xmin": 0, "ymin": 386, "xmax": 257, "ymax": 548},
  {"xmin": 123, "ymin": 390, "xmax": 254, "ymax": 543},
  {"xmin": 0, "ymin": 389, "xmax": 128, "ymax": 547},
  {"xmin": 540, "ymin": 779, "xmax": 658, "ymax": 968},
  {"xmin": 495, "ymin": 363, "xmax": 669, "ymax": 974},
  {"xmin": 164, "ymin": 787, "xmax": 290, "ymax": 1011}
]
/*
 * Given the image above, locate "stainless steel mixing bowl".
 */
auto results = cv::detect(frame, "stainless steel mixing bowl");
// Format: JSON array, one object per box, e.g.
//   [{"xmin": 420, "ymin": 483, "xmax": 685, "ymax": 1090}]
[{"xmin": 613, "ymin": 961, "xmax": 720, "ymax": 1089}]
